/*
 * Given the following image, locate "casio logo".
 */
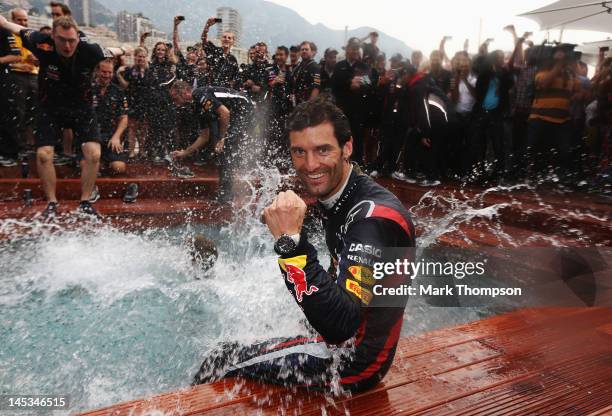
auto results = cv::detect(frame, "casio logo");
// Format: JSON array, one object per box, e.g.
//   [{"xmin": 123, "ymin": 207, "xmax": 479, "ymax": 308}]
[{"xmin": 348, "ymin": 243, "xmax": 382, "ymax": 258}]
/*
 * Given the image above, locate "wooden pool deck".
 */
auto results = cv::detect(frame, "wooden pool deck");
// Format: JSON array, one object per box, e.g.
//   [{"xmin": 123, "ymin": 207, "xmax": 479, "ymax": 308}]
[
  {"xmin": 78, "ymin": 307, "xmax": 611, "ymax": 415},
  {"xmin": 1, "ymin": 161, "xmax": 610, "ymax": 246}
]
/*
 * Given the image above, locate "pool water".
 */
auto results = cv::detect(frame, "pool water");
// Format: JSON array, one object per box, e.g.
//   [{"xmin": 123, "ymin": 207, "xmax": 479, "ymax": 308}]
[
  {"xmin": 0, "ymin": 218, "xmax": 499, "ymax": 414},
  {"xmin": 2, "ymin": 174, "xmax": 576, "ymax": 414},
  {"xmin": 0, "ymin": 218, "xmax": 305, "ymax": 411}
]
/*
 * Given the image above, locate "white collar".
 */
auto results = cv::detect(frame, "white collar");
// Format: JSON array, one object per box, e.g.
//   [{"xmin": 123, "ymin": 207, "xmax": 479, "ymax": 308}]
[{"xmin": 319, "ymin": 164, "xmax": 353, "ymax": 209}]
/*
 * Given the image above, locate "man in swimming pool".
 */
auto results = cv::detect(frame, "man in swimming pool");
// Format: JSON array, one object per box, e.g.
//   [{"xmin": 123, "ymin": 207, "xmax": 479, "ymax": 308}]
[{"xmin": 193, "ymin": 96, "xmax": 415, "ymax": 393}]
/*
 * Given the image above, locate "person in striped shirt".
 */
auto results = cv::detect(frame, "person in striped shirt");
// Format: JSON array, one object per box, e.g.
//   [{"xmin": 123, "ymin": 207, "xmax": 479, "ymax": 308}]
[{"xmin": 528, "ymin": 44, "xmax": 581, "ymax": 182}]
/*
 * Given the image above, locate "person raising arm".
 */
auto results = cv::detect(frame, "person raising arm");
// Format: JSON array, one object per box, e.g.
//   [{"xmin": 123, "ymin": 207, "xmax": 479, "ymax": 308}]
[{"xmin": 0, "ymin": 15, "xmax": 131, "ymax": 218}]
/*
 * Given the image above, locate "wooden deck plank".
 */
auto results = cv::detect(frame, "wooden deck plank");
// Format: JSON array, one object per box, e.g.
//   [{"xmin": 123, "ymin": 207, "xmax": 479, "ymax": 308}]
[
  {"xmin": 394, "ymin": 307, "xmax": 584, "ymax": 358},
  {"xmin": 304, "ymin": 347, "xmax": 609, "ymax": 416},
  {"xmin": 304, "ymin": 321, "xmax": 610, "ymax": 415},
  {"xmin": 0, "ymin": 198, "xmax": 234, "ymax": 241},
  {"xmin": 78, "ymin": 307, "xmax": 611, "ymax": 416},
  {"xmin": 409, "ymin": 353, "xmax": 611, "ymax": 415},
  {"xmin": 81, "ymin": 308, "xmax": 581, "ymax": 416},
  {"xmin": 585, "ymin": 405, "xmax": 612, "ymax": 416},
  {"xmin": 2, "ymin": 168, "xmax": 610, "ymax": 244}
]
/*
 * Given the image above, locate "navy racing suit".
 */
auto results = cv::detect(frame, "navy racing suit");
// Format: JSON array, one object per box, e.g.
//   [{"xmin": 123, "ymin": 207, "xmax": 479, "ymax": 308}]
[{"xmin": 193, "ymin": 166, "xmax": 415, "ymax": 393}]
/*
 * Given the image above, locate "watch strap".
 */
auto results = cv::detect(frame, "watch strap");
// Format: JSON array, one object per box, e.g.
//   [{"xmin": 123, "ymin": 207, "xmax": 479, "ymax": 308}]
[{"xmin": 289, "ymin": 233, "xmax": 300, "ymax": 245}]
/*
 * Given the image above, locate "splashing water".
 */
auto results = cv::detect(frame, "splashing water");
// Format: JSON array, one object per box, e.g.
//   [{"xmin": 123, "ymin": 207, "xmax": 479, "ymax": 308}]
[
  {"xmin": 0, "ymin": 167, "xmax": 312, "ymax": 414},
  {"xmin": 411, "ymin": 180, "xmax": 610, "ymax": 248},
  {"xmin": 1, "ymin": 167, "xmax": 606, "ymax": 414},
  {"xmin": 399, "ymin": 178, "xmax": 611, "ymax": 342}
]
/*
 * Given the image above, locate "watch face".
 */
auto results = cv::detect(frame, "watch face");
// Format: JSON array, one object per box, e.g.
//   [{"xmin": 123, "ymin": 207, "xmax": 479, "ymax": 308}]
[{"xmin": 275, "ymin": 235, "xmax": 297, "ymax": 254}]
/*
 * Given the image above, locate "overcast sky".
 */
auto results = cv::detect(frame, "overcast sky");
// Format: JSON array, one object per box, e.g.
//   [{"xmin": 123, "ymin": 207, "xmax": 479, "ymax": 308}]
[{"xmin": 267, "ymin": 0, "xmax": 611, "ymax": 56}]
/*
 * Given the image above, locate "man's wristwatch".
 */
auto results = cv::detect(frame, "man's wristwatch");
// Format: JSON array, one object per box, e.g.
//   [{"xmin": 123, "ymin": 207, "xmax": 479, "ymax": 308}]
[{"xmin": 274, "ymin": 233, "xmax": 300, "ymax": 256}]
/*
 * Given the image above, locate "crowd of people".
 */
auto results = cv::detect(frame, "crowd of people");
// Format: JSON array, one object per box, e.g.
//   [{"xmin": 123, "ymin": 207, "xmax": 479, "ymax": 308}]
[{"xmin": 1, "ymin": 5, "xmax": 611, "ymax": 217}]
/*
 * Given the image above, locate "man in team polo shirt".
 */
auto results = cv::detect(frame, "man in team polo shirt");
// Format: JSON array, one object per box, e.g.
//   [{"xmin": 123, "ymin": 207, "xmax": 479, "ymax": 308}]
[
  {"xmin": 0, "ymin": 14, "xmax": 130, "ymax": 218},
  {"xmin": 0, "ymin": 8, "xmax": 38, "ymax": 166}
]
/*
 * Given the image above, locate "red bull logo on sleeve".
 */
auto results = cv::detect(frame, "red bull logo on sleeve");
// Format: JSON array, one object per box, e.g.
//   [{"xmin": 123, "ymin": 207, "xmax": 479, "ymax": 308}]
[{"xmin": 279, "ymin": 255, "xmax": 318, "ymax": 303}]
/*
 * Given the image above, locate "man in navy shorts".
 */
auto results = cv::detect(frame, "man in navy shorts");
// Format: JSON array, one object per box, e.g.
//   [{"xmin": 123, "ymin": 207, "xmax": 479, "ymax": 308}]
[{"xmin": 0, "ymin": 14, "xmax": 130, "ymax": 218}]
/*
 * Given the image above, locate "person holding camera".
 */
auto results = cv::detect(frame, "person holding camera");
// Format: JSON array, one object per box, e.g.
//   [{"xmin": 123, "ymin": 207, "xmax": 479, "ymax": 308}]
[
  {"xmin": 116, "ymin": 46, "xmax": 150, "ymax": 159},
  {"xmin": 470, "ymin": 50, "xmax": 513, "ymax": 182},
  {"xmin": 147, "ymin": 41, "xmax": 178, "ymax": 162},
  {"xmin": 201, "ymin": 17, "xmax": 238, "ymax": 88},
  {"xmin": 449, "ymin": 54, "xmax": 476, "ymax": 178},
  {"xmin": 429, "ymin": 38, "xmax": 452, "ymax": 95},
  {"xmin": 528, "ymin": 44, "xmax": 581, "ymax": 183},
  {"xmin": 369, "ymin": 57, "xmax": 409, "ymax": 179},
  {"xmin": 360, "ymin": 31, "xmax": 380, "ymax": 67},
  {"xmin": 172, "ymin": 16, "xmax": 197, "ymax": 85},
  {"xmin": 266, "ymin": 46, "xmax": 293, "ymax": 169},
  {"xmin": 508, "ymin": 34, "xmax": 537, "ymax": 180},
  {"xmin": 320, "ymin": 47, "xmax": 338, "ymax": 92},
  {"xmin": 331, "ymin": 37, "xmax": 374, "ymax": 167}
]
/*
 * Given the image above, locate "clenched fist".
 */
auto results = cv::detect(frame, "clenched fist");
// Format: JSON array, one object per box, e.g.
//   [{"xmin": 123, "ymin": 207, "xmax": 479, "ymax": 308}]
[{"xmin": 263, "ymin": 190, "xmax": 307, "ymax": 240}]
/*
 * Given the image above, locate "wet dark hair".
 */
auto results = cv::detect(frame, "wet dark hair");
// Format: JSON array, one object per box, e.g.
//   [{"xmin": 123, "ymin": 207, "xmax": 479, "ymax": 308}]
[
  {"xmin": 287, "ymin": 96, "xmax": 352, "ymax": 147},
  {"xmin": 97, "ymin": 58, "xmax": 114, "ymax": 69},
  {"xmin": 187, "ymin": 234, "xmax": 218, "ymax": 273},
  {"xmin": 170, "ymin": 79, "xmax": 191, "ymax": 95},
  {"xmin": 525, "ymin": 47, "xmax": 537, "ymax": 67},
  {"xmin": 276, "ymin": 45, "xmax": 289, "ymax": 55},
  {"xmin": 289, "ymin": 45, "xmax": 299, "ymax": 53},
  {"xmin": 472, "ymin": 54, "xmax": 490, "ymax": 75},
  {"xmin": 50, "ymin": 1, "xmax": 71, "ymax": 15},
  {"xmin": 402, "ymin": 63, "xmax": 417, "ymax": 78},
  {"xmin": 300, "ymin": 41, "xmax": 317, "ymax": 53},
  {"xmin": 52, "ymin": 16, "xmax": 78, "ymax": 33}
]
